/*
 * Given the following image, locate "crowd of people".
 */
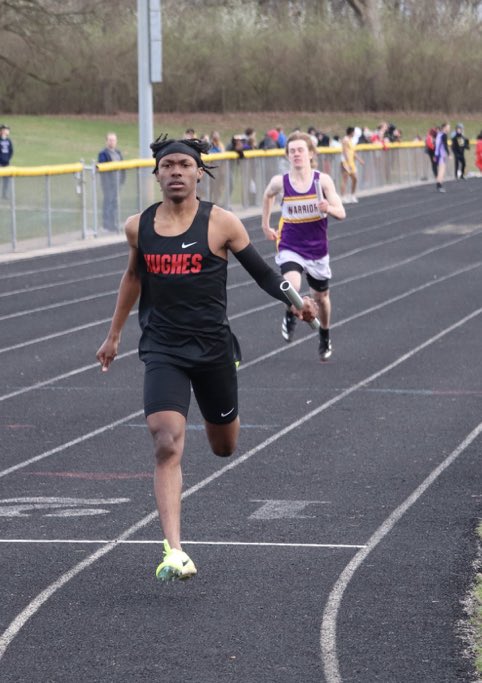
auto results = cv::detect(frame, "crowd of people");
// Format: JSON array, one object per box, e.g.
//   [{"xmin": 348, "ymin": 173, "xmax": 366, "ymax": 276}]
[
  {"xmin": 89, "ymin": 122, "xmax": 479, "ymax": 232},
  {"xmin": 200, "ymin": 121, "xmax": 403, "ymax": 157},
  {"xmin": 192, "ymin": 121, "xmax": 482, "ymax": 199},
  {"xmin": 423, "ymin": 121, "xmax": 482, "ymax": 192}
]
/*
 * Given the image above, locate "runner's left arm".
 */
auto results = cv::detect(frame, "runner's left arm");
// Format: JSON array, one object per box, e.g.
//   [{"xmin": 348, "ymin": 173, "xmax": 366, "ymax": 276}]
[
  {"xmin": 320, "ymin": 173, "xmax": 346, "ymax": 220},
  {"xmin": 224, "ymin": 212, "xmax": 316, "ymax": 320}
]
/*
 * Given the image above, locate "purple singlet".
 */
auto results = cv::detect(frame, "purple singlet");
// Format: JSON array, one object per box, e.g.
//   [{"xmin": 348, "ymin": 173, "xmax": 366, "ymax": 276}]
[{"xmin": 278, "ymin": 171, "xmax": 328, "ymax": 260}]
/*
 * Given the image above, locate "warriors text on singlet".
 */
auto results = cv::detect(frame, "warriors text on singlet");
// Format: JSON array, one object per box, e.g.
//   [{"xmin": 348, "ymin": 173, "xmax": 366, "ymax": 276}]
[
  {"xmin": 137, "ymin": 200, "xmax": 232, "ymax": 365},
  {"xmin": 278, "ymin": 170, "xmax": 328, "ymax": 260}
]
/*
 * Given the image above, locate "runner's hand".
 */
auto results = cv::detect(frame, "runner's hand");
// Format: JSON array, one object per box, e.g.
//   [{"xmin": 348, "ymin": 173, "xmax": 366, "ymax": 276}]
[
  {"xmin": 96, "ymin": 338, "xmax": 119, "ymax": 372},
  {"xmin": 262, "ymin": 226, "xmax": 277, "ymax": 241},
  {"xmin": 291, "ymin": 296, "xmax": 317, "ymax": 322}
]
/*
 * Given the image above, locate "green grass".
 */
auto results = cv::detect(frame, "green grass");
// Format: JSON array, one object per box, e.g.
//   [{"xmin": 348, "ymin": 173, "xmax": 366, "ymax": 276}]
[
  {"xmin": 476, "ymin": 524, "xmax": 482, "ymax": 675},
  {"xmin": 5, "ymin": 111, "xmax": 482, "ymax": 166}
]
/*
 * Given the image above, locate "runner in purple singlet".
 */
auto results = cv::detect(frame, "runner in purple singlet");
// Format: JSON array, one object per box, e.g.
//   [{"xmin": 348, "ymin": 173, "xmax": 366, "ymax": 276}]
[{"xmin": 262, "ymin": 131, "xmax": 346, "ymax": 361}]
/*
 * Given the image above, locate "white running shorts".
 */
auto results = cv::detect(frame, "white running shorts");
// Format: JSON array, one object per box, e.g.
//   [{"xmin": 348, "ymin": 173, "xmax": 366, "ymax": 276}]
[{"xmin": 275, "ymin": 249, "xmax": 332, "ymax": 281}]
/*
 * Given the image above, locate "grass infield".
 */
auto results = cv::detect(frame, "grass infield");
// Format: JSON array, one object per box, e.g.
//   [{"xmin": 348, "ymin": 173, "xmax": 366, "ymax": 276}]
[{"xmin": 475, "ymin": 524, "xmax": 482, "ymax": 675}]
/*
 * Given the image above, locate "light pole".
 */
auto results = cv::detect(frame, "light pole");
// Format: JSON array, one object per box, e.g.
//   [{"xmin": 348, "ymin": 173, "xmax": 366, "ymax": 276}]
[{"xmin": 137, "ymin": 0, "xmax": 162, "ymax": 202}]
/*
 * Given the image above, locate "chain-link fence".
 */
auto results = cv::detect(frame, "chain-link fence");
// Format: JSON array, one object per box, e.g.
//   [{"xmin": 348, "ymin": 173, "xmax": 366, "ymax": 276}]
[{"xmin": 0, "ymin": 142, "xmax": 455, "ymax": 254}]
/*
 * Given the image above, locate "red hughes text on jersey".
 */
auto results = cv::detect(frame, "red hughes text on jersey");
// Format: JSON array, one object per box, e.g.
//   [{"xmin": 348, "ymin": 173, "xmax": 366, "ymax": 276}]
[{"xmin": 144, "ymin": 253, "xmax": 203, "ymax": 275}]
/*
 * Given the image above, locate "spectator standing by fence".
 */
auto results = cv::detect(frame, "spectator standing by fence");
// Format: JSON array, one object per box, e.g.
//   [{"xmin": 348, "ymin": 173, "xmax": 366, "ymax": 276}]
[
  {"xmin": 434, "ymin": 122, "xmax": 451, "ymax": 193},
  {"xmin": 276, "ymin": 126, "xmax": 286, "ymax": 148},
  {"xmin": 425, "ymin": 127, "xmax": 438, "ymax": 179},
  {"xmin": 340, "ymin": 127, "xmax": 364, "ymax": 203},
  {"xmin": 451, "ymin": 123, "xmax": 469, "ymax": 180},
  {"xmin": 209, "ymin": 131, "xmax": 225, "ymax": 154},
  {"xmin": 0, "ymin": 124, "xmax": 13, "ymax": 200},
  {"xmin": 97, "ymin": 132, "xmax": 125, "ymax": 232}
]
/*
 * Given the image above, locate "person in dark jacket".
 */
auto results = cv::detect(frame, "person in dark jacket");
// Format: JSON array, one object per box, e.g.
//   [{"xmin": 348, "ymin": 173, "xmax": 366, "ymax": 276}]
[
  {"xmin": 97, "ymin": 132, "xmax": 125, "ymax": 232},
  {"xmin": 451, "ymin": 123, "xmax": 470, "ymax": 180},
  {"xmin": 0, "ymin": 124, "xmax": 14, "ymax": 199}
]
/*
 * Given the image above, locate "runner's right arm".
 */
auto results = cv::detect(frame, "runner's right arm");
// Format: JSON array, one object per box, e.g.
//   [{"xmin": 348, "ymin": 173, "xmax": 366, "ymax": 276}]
[
  {"xmin": 96, "ymin": 215, "xmax": 141, "ymax": 371},
  {"xmin": 262, "ymin": 174, "xmax": 283, "ymax": 241}
]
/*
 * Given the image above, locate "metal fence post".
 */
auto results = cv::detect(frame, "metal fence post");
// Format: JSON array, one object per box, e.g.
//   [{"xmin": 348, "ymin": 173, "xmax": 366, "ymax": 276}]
[
  {"xmin": 9, "ymin": 176, "xmax": 17, "ymax": 251},
  {"xmin": 116, "ymin": 170, "xmax": 121, "ymax": 233},
  {"xmin": 45, "ymin": 175, "xmax": 52, "ymax": 247},
  {"xmin": 137, "ymin": 167, "xmax": 142, "ymax": 213},
  {"xmin": 80, "ymin": 163, "xmax": 87, "ymax": 240},
  {"xmin": 91, "ymin": 161, "xmax": 98, "ymax": 236}
]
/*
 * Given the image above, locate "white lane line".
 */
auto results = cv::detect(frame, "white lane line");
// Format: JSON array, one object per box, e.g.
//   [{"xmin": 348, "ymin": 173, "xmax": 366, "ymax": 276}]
[
  {"xmin": 1, "ymin": 227, "xmax": 479, "ymax": 358},
  {"xmin": 0, "ymin": 270, "xmax": 123, "ymax": 299},
  {"xmin": 0, "ymin": 255, "xmax": 272, "ymax": 319},
  {"xmin": 0, "ymin": 306, "xmax": 481, "ymax": 661},
  {"xmin": 0, "ymin": 410, "xmax": 143, "ymax": 480},
  {"xmin": 1, "ymin": 258, "xmax": 481, "ymax": 406},
  {"xmin": 0, "ymin": 539, "xmax": 366, "ymax": 549},
  {"xmin": 0, "ymin": 252, "xmax": 127, "ymax": 280},
  {"xmin": 331, "ymin": 196, "xmax": 480, "ymax": 242},
  {"xmin": 320, "ymin": 421, "xmax": 482, "ymax": 683},
  {"xmin": 0, "ymin": 276, "xmax": 254, "ymax": 355},
  {"xmin": 0, "ymin": 194, "xmax": 413, "ymax": 280},
  {"xmin": 0, "ymin": 349, "xmax": 138, "ymax": 403},
  {"xmin": 335, "ymin": 230, "xmax": 482, "ymax": 285},
  {"xmin": 3, "ymin": 204, "xmax": 480, "ymax": 318},
  {"xmin": 0, "ymin": 289, "xmax": 118, "ymax": 322},
  {"xmin": 0, "ymin": 316, "xmax": 115, "ymax": 354},
  {"xmin": 0, "ymin": 191, "xmax": 473, "ymax": 285}
]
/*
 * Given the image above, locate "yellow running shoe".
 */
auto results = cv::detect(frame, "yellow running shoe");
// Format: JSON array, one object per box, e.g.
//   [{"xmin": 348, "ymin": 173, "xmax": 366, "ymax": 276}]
[
  {"xmin": 155, "ymin": 539, "xmax": 197, "ymax": 582},
  {"xmin": 232, "ymin": 333, "xmax": 242, "ymax": 370}
]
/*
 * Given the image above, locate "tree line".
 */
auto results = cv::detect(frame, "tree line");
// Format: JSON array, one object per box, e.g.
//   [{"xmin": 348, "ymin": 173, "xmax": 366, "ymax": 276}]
[{"xmin": 1, "ymin": 0, "xmax": 481, "ymax": 115}]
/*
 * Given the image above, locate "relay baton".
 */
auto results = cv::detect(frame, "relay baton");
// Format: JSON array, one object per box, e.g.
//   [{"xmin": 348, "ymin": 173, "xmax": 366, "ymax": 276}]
[
  {"xmin": 314, "ymin": 178, "xmax": 327, "ymax": 218},
  {"xmin": 280, "ymin": 280, "xmax": 321, "ymax": 331}
]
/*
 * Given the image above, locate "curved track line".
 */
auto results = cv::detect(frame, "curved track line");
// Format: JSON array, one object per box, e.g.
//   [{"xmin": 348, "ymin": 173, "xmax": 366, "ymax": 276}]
[{"xmin": 320, "ymin": 421, "xmax": 482, "ymax": 683}]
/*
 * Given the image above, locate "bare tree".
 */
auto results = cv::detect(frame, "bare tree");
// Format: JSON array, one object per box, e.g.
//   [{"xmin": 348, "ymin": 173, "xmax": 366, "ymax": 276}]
[
  {"xmin": 344, "ymin": 0, "xmax": 382, "ymax": 34},
  {"xmin": 0, "ymin": 0, "xmax": 132, "ymax": 84}
]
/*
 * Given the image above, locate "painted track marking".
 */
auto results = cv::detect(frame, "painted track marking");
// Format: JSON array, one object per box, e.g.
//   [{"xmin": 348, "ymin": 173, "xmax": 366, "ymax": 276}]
[
  {"xmin": 0, "ymin": 539, "xmax": 366, "ymax": 549},
  {"xmin": 0, "ymin": 305, "xmax": 481, "ymax": 661},
  {"xmin": 320, "ymin": 421, "xmax": 482, "ymax": 683}
]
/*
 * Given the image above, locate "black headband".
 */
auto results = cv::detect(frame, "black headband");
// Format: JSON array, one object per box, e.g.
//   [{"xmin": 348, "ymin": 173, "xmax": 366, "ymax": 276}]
[{"xmin": 154, "ymin": 141, "xmax": 202, "ymax": 169}]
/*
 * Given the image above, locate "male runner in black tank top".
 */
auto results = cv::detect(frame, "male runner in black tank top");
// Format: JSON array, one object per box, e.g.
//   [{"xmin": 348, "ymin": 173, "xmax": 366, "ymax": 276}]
[{"xmin": 96, "ymin": 135, "xmax": 317, "ymax": 582}]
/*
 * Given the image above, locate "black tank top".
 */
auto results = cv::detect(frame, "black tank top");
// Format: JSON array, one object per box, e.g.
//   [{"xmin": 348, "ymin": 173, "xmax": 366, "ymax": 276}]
[{"xmin": 137, "ymin": 200, "xmax": 232, "ymax": 366}]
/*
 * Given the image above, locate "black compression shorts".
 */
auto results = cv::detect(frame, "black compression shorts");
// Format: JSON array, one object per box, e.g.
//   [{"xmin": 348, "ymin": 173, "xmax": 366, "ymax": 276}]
[
  {"xmin": 280, "ymin": 261, "xmax": 330, "ymax": 292},
  {"xmin": 142, "ymin": 355, "xmax": 238, "ymax": 424}
]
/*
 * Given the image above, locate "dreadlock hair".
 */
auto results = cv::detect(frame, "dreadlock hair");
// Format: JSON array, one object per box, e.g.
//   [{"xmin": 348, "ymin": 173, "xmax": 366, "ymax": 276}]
[{"xmin": 150, "ymin": 133, "xmax": 217, "ymax": 178}]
